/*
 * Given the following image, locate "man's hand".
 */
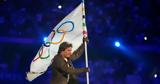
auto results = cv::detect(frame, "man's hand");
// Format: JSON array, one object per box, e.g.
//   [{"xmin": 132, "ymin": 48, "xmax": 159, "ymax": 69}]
[
  {"xmin": 84, "ymin": 67, "xmax": 90, "ymax": 72},
  {"xmin": 83, "ymin": 37, "xmax": 89, "ymax": 44}
]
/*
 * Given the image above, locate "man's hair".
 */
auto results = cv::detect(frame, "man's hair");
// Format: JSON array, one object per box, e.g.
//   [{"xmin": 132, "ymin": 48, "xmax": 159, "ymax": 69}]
[{"xmin": 58, "ymin": 42, "xmax": 72, "ymax": 54}]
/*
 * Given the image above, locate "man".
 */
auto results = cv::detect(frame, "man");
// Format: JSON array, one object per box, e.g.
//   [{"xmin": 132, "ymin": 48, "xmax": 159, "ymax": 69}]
[{"xmin": 51, "ymin": 37, "xmax": 89, "ymax": 84}]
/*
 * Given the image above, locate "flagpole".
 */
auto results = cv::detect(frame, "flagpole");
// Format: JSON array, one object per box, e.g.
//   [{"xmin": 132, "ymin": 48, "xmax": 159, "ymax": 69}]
[
  {"xmin": 82, "ymin": 0, "xmax": 90, "ymax": 84},
  {"xmin": 84, "ymin": 42, "xmax": 90, "ymax": 84}
]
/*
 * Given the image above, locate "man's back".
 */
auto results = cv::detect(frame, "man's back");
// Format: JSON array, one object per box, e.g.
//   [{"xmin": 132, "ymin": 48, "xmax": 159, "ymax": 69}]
[{"xmin": 51, "ymin": 54, "xmax": 68, "ymax": 84}]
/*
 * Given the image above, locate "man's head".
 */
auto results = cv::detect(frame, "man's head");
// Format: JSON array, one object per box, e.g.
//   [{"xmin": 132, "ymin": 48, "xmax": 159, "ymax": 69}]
[{"xmin": 58, "ymin": 42, "xmax": 73, "ymax": 58}]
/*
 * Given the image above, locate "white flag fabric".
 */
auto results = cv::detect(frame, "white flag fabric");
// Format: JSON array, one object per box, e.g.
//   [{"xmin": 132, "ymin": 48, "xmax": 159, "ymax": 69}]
[{"xmin": 26, "ymin": 3, "xmax": 86, "ymax": 81}]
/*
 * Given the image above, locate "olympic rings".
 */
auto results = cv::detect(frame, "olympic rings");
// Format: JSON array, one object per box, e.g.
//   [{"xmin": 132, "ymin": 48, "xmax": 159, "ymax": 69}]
[
  {"xmin": 50, "ymin": 30, "xmax": 66, "ymax": 44},
  {"xmin": 56, "ymin": 21, "xmax": 74, "ymax": 33},
  {"xmin": 39, "ymin": 46, "xmax": 50, "ymax": 59},
  {"xmin": 43, "ymin": 42, "xmax": 50, "ymax": 47},
  {"xmin": 33, "ymin": 21, "xmax": 75, "ymax": 62},
  {"xmin": 33, "ymin": 46, "xmax": 50, "ymax": 62}
]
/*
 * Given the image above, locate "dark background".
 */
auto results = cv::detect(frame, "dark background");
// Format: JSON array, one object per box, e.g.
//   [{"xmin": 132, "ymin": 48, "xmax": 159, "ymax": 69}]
[{"xmin": 0, "ymin": 0, "xmax": 160, "ymax": 84}]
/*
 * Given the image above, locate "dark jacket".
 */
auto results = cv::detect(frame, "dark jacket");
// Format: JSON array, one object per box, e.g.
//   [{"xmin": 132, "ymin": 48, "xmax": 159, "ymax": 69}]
[{"xmin": 51, "ymin": 44, "xmax": 88, "ymax": 84}]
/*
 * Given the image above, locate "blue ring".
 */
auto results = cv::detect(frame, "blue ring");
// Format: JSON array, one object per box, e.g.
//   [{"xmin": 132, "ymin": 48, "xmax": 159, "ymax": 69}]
[{"xmin": 56, "ymin": 21, "xmax": 74, "ymax": 33}]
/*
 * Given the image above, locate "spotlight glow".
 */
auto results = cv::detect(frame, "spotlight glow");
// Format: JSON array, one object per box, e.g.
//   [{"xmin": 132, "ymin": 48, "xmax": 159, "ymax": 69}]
[
  {"xmin": 43, "ymin": 37, "xmax": 48, "ymax": 42},
  {"xmin": 58, "ymin": 5, "xmax": 62, "ymax": 9},
  {"xmin": 154, "ymin": 74, "xmax": 157, "ymax": 78},
  {"xmin": 144, "ymin": 36, "xmax": 147, "ymax": 40},
  {"xmin": 115, "ymin": 41, "xmax": 120, "ymax": 47}
]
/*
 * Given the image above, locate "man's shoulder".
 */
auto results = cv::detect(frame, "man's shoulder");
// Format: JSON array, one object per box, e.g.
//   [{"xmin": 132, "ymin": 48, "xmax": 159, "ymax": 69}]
[
  {"xmin": 53, "ymin": 54, "xmax": 63, "ymax": 62},
  {"xmin": 52, "ymin": 54, "xmax": 65, "ymax": 66}
]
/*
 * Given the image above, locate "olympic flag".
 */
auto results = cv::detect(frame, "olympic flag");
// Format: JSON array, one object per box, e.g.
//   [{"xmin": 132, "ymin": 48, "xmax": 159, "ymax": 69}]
[{"xmin": 26, "ymin": 2, "xmax": 88, "ymax": 81}]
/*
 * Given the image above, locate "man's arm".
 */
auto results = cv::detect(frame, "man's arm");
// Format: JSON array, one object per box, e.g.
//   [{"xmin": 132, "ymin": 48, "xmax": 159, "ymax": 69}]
[
  {"xmin": 70, "ymin": 43, "xmax": 84, "ymax": 61},
  {"xmin": 55, "ymin": 56, "xmax": 89, "ymax": 74},
  {"xmin": 70, "ymin": 37, "xmax": 89, "ymax": 61}
]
